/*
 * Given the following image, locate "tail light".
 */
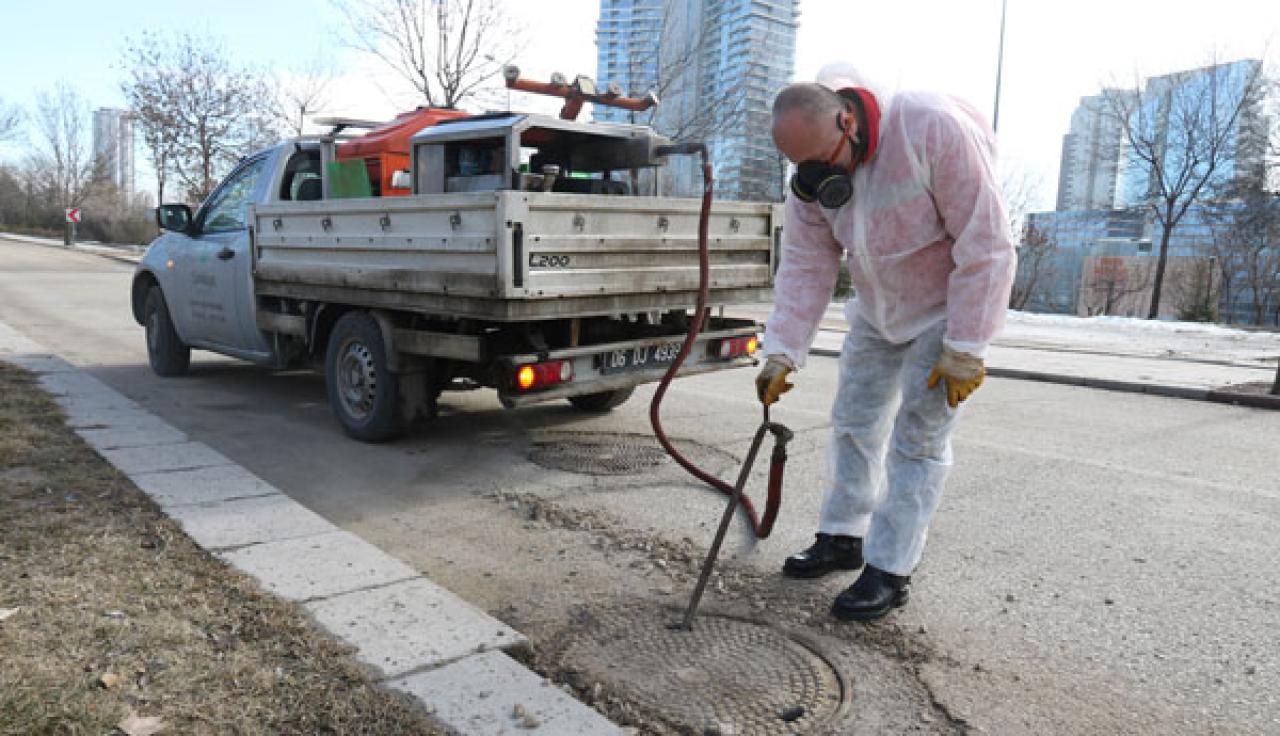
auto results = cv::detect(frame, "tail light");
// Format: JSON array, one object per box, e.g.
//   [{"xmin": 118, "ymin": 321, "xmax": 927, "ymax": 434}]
[
  {"xmin": 514, "ymin": 360, "xmax": 575, "ymax": 391},
  {"xmin": 715, "ymin": 335, "xmax": 759, "ymax": 359}
]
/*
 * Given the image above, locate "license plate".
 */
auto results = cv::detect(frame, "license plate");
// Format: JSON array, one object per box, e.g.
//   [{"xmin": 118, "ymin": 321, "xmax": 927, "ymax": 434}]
[{"xmin": 597, "ymin": 342, "xmax": 684, "ymax": 374}]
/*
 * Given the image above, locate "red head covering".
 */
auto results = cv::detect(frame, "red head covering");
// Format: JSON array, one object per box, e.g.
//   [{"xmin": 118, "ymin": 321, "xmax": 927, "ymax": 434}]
[{"xmin": 838, "ymin": 87, "xmax": 881, "ymax": 164}]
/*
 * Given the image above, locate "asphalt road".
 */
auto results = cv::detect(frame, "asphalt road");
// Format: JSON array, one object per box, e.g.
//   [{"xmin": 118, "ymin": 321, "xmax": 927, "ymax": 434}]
[{"xmin": 2, "ymin": 239, "xmax": 1276, "ymax": 735}]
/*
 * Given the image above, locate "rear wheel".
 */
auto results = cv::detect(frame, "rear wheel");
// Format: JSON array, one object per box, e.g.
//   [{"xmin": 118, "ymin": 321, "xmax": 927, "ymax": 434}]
[
  {"xmin": 567, "ymin": 387, "xmax": 635, "ymax": 412},
  {"xmin": 325, "ymin": 312, "xmax": 406, "ymax": 442},
  {"xmin": 143, "ymin": 287, "xmax": 190, "ymax": 376}
]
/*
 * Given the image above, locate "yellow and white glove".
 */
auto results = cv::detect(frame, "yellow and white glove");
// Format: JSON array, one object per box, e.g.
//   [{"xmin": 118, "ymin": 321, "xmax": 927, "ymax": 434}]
[
  {"xmin": 755, "ymin": 354, "xmax": 795, "ymax": 407},
  {"xmin": 926, "ymin": 345, "xmax": 985, "ymax": 408}
]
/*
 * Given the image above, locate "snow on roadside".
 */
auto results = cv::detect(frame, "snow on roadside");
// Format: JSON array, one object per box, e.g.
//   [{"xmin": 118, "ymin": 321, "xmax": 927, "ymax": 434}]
[{"xmin": 1003, "ymin": 310, "xmax": 1280, "ymax": 366}]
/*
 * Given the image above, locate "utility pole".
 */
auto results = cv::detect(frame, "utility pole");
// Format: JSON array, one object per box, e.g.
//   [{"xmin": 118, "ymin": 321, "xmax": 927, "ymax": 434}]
[{"xmin": 993, "ymin": 0, "xmax": 1007, "ymax": 133}]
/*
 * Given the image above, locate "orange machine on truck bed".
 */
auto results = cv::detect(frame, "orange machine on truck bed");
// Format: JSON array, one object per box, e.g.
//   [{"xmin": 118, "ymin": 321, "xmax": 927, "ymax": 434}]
[
  {"xmin": 329, "ymin": 65, "xmax": 657, "ymax": 198},
  {"xmin": 333, "ymin": 107, "xmax": 469, "ymax": 196}
]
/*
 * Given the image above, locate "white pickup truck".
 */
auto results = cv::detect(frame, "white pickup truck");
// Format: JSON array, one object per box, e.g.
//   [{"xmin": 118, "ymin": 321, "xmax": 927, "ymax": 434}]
[{"xmin": 132, "ymin": 111, "xmax": 780, "ymax": 441}]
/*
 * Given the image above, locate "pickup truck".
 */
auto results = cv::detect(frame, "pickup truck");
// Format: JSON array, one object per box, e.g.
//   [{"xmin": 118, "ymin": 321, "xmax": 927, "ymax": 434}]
[{"xmin": 132, "ymin": 111, "xmax": 780, "ymax": 441}]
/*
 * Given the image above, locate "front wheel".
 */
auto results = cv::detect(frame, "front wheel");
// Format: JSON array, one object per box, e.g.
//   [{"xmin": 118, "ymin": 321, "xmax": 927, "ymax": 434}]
[
  {"xmin": 325, "ymin": 312, "xmax": 406, "ymax": 442},
  {"xmin": 143, "ymin": 287, "xmax": 190, "ymax": 377},
  {"xmin": 567, "ymin": 387, "xmax": 635, "ymax": 413}
]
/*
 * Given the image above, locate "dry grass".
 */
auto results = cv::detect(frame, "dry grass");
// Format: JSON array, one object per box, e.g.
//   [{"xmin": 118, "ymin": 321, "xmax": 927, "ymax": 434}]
[{"xmin": 0, "ymin": 363, "xmax": 441, "ymax": 735}]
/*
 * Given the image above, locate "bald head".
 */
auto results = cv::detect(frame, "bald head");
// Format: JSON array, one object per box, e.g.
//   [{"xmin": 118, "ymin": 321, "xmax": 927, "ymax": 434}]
[
  {"xmin": 771, "ymin": 83, "xmax": 857, "ymax": 166},
  {"xmin": 772, "ymin": 83, "xmax": 846, "ymax": 123}
]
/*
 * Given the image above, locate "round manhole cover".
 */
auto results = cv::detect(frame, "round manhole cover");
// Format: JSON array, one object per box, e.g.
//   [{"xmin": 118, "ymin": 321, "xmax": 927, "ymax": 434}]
[
  {"xmin": 562, "ymin": 610, "xmax": 847, "ymax": 734},
  {"xmin": 528, "ymin": 432, "xmax": 738, "ymax": 477}
]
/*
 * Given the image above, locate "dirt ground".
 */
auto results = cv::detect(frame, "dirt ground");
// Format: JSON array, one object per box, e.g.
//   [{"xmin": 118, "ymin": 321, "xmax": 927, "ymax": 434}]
[{"xmin": 0, "ymin": 362, "xmax": 441, "ymax": 735}]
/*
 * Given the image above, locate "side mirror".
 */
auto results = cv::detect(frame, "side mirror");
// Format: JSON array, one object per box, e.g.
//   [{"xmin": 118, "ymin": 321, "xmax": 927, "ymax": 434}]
[{"xmin": 156, "ymin": 204, "xmax": 193, "ymax": 233}]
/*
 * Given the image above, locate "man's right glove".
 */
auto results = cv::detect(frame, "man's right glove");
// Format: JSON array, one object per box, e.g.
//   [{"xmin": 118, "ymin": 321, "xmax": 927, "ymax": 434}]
[{"xmin": 756, "ymin": 354, "xmax": 795, "ymax": 406}]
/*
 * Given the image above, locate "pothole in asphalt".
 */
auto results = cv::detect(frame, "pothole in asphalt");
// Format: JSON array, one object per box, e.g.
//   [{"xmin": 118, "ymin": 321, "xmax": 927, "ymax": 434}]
[
  {"xmin": 560, "ymin": 607, "xmax": 849, "ymax": 734},
  {"xmin": 528, "ymin": 432, "xmax": 739, "ymax": 477}
]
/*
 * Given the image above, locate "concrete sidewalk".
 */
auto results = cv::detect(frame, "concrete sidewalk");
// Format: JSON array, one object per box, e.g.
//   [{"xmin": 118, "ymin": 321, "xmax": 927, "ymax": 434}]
[
  {"xmin": 0, "ymin": 232, "xmax": 144, "ymax": 265},
  {"xmin": 0, "ymin": 320, "xmax": 622, "ymax": 735},
  {"xmin": 811, "ymin": 329, "xmax": 1280, "ymax": 409}
]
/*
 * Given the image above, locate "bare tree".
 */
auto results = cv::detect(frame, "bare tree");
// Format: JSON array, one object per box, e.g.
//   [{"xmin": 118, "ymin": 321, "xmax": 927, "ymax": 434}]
[
  {"xmin": 336, "ymin": 0, "xmax": 519, "ymax": 108},
  {"xmin": 1102, "ymin": 57, "xmax": 1267, "ymax": 319},
  {"xmin": 276, "ymin": 55, "xmax": 337, "ymax": 136},
  {"xmin": 999, "ymin": 162, "xmax": 1044, "ymax": 242},
  {"xmin": 121, "ymin": 38, "xmax": 180, "ymax": 204},
  {"xmin": 31, "ymin": 83, "xmax": 99, "ymax": 244},
  {"xmin": 121, "ymin": 33, "xmax": 279, "ymax": 203},
  {"xmin": 1079, "ymin": 255, "xmax": 1155, "ymax": 316},
  {"xmin": 0, "ymin": 98, "xmax": 23, "ymax": 144},
  {"xmin": 1208, "ymin": 184, "xmax": 1280, "ymax": 322},
  {"xmin": 1167, "ymin": 253, "xmax": 1220, "ymax": 321},
  {"xmin": 1009, "ymin": 224, "xmax": 1059, "ymax": 310}
]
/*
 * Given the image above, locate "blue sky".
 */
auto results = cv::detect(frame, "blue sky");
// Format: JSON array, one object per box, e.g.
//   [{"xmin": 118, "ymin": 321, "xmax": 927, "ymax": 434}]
[
  {"xmin": 0, "ymin": 0, "xmax": 358, "ymax": 112},
  {"xmin": 2, "ymin": 0, "xmax": 1277, "ymax": 209}
]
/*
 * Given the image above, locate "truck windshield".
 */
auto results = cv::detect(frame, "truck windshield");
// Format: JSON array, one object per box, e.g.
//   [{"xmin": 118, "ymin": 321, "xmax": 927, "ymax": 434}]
[{"xmin": 202, "ymin": 157, "xmax": 269, "ymax": 232}]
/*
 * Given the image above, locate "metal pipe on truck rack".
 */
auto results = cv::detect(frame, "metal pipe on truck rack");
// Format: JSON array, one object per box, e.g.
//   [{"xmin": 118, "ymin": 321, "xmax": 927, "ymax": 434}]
[{"xmin": 502, "ymin": 65, "xmax": 658, "ymax": 120}]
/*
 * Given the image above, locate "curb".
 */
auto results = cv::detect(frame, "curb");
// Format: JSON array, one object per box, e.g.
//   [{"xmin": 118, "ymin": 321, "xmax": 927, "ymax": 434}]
[
  {"xmin": 0, "ymin": 322, "xmax": 623, "ymax": 735},
  {"xmin": 0, "ymin": 233, "xmax": 143, "ymax": 266},
  {"xmin": 809, "ymin": 347, "xmax": 1280, "ymax": 410}
]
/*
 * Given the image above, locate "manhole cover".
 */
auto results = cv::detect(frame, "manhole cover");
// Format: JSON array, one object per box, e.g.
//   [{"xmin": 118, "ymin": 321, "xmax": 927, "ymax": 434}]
[
  {"xmin": 528, "ymin": 432, "xmax": 738, "ymax": 477},
  {"xmin": 562, "ymin": 609, "xmax": 847, "ymax": 734}
]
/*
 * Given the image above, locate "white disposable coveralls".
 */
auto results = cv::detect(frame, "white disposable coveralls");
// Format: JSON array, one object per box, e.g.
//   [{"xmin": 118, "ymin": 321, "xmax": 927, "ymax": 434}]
[{"xmin": 762, "ymin": 63, "xmax": 1016, "ymax": 576}]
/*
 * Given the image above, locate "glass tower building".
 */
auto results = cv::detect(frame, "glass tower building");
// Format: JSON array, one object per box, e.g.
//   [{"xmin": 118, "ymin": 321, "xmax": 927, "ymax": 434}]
[
  {"xmin": 92, "ymin": 108, "xmax": 135, "ymax": 199},
  {"xmin": 594, "ymin": 0, "xmax": 798, "ymax": 201}
]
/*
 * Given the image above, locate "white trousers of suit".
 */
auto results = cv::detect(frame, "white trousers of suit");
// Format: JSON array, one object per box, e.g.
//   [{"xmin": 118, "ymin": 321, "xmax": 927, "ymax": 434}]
[{"xmin": 817, "ymin": 316, "xmax": 960, "ymax": 576}]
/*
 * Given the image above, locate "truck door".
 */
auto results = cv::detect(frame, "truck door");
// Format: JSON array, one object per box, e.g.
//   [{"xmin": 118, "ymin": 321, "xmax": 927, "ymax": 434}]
[{"xmin": 180, "ymin": 155, "xmax": 270, "ymax": 352}]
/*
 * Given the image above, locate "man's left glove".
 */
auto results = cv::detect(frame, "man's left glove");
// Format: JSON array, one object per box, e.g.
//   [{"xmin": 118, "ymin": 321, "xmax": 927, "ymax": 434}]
[{"xmin": 926, "ymin": 345, "xmax": 985, "ymax": 408}]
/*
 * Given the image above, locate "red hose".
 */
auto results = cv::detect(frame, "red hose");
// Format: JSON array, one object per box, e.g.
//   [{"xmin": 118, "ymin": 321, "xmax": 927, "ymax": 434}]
[{"xmin": 648, "ymin": 147, "xmax": 777, "ymax": 539}]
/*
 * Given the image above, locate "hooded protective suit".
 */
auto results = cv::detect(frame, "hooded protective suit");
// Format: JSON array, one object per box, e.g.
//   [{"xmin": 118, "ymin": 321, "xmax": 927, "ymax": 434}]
[
  {"xmin": 764, "ymin": 63, "xmax": 1016, "ymax": 577},
  {"xmin": 762, "ymin": 63, "xmax": 1016, "ymax": 365}
]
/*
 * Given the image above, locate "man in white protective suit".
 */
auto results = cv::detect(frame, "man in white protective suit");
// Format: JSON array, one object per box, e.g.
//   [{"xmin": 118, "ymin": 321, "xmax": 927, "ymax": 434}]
[{"xmin": 758, "ymin": 62, "xmax": 1016, "ymax": 621}]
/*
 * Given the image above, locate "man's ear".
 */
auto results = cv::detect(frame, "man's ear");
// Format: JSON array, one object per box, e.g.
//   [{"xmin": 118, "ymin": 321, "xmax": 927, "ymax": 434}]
[{"xmin": 838, "ymin": 110, "xmax": 857, "ymax": 137}]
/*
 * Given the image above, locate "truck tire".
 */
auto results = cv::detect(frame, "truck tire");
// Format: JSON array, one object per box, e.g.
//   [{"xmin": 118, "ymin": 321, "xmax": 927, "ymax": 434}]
[
  {"xmin": 143, "ymin": 287, "xmax": 190, "ymax": 377},
  {"xmin": 325, "ymin": 312, "xmax": 406, "ymax": 442},
  {"xmin": 567, "ymin": 387, "xmax": 634, "ymax": 412}
]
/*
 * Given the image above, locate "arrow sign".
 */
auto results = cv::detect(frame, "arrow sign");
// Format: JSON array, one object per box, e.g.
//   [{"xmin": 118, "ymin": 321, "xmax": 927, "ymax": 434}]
[{"xmin": 65, "ymin": 208, "xmax": 81, "ymax": 224}]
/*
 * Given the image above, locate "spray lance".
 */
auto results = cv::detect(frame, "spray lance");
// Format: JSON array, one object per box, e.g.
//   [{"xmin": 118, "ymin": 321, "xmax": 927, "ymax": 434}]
[{"xmin": 648, "ymin": 142, "xmax": 793, "ymax": 630}]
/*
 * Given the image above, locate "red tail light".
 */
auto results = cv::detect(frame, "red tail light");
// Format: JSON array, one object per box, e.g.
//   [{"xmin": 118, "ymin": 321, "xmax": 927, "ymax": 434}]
[
  {"xmin": 715, "ymin": 335, "xmax": 759, "ymax": 359},
  {"xmin": 514, "ymin": 360, "xmax": 574, "ymax": 391}
]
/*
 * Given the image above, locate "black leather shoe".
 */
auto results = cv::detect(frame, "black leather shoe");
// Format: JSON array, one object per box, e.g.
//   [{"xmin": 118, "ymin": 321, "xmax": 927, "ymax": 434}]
[
  {"xmin": 831, "ymin": 565, "xmax": 910, "ymax": 621},
  {"xmin": 782, "ymin": 533, "xmax": 863, "ymax": 579}
]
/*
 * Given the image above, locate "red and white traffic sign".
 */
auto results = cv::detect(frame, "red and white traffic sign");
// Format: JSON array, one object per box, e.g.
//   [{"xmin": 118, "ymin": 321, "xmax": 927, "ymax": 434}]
[{"xmin": 65, "ymin": 208, "xmax": 81, "ymax": 224}]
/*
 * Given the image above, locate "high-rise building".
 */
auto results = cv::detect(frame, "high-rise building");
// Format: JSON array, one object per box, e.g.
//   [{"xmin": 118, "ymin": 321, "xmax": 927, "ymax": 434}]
[
  {"xmin": 1055, "ymin": 60, "xmax": 1266, "ymax": 212},
  {"xmin": 92, "ymin": 108, "xmax": 135, "ymax": 199},
  {"xmin": 594, "ymin": 0, "xmax": 798, "ymax": 201},
  {"xmin": 1055, "ymin": 91, "xmax": 1130, "ymax": 211},
  {"xmin": 1116, "ymin": 59, "xmax": 1265, "ymax": 208}
]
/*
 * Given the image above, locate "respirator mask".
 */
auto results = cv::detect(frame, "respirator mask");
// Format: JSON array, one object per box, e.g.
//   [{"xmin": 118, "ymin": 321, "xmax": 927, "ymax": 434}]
[
  {"xmin": 789, "ymin": 119, "xmax": 856, "ymax": 208},
  {"xmin": 788, "ymin": 89, "xmax": 874, "ymax": 209}
]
